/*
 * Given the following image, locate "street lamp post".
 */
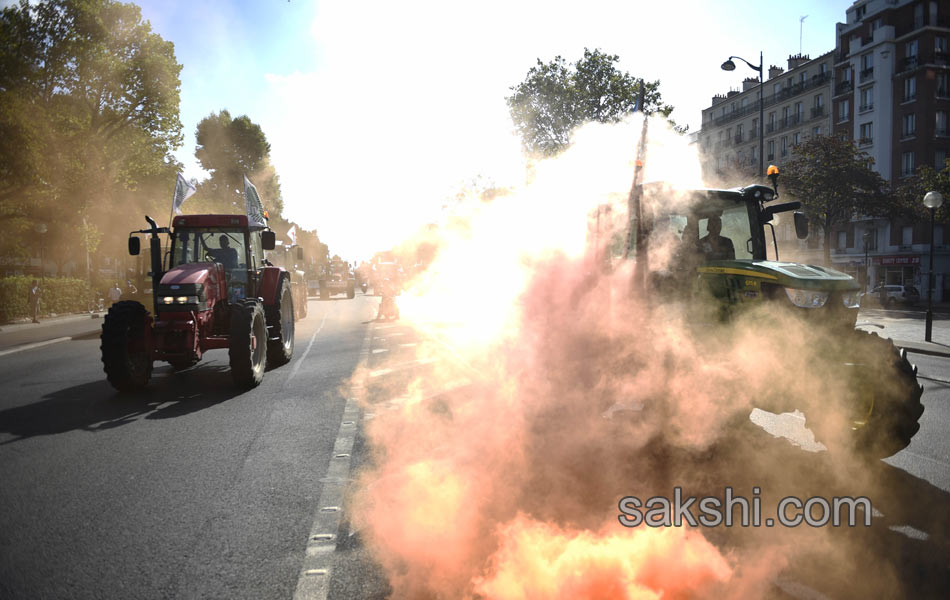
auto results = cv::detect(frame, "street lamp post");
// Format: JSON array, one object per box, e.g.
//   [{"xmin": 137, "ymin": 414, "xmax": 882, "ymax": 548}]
[
  {"xmin": 923, "ymin": 191, "xmax": 944, "ymax": 342},
  {"xmin": 721, "ymin": 51, "xmax": 764, "ymax": 178},
  {"xmin": 863, "ymin": 230, "xmax": 871, "ymax": 291}
]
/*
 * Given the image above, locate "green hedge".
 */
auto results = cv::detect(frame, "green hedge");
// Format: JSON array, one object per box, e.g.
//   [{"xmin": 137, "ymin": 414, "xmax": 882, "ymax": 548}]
[{"xmin": 0, "ymin": 276, "xmax": 92, "ymax": 323}]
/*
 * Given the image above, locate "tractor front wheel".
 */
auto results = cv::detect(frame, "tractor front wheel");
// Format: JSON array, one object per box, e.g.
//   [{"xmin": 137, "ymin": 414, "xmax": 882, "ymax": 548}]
[
  {"xmin": 229, "ymin": 300, "xmax": 267, "ymax": 388},
  {"xmin": 266, "ymin": 277, "xmax": 295, "ymax": 367},
  {"xmin": 100, "ymin": 300, "xmax": 152, "ymax": 392}
]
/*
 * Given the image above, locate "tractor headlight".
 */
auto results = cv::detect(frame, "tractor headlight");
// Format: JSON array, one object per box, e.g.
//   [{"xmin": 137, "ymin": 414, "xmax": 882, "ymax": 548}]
[
  {"xmin": 175, "ymin": 295, "xmax": 198, "ymax": 304},
  {"xmin": 162, "ymin": 296, "xmax": 175, "ymax": 304},
  {"xmin": 784, "ymin": 288, "xmax": 829, "ymax": 308},
  {"xmin": 841, "ymin": 292, "xmax": 861, "ymax": 308}
]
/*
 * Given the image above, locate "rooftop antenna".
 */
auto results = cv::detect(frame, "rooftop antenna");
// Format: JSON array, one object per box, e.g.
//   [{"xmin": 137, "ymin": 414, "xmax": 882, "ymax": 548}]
[{"xmin": 800, "ymin": 15, "xmax": 808, "ymax": 54}]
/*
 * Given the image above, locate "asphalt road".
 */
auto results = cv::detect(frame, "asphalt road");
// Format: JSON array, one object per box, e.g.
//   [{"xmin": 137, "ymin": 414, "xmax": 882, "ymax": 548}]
[
  {"xmin": 0, "ymin": 295, "xmax": 376, "ymax": 599},
  {"xmin": 2, "ymin": 297, "xmax": 949, "ymax": 599}
]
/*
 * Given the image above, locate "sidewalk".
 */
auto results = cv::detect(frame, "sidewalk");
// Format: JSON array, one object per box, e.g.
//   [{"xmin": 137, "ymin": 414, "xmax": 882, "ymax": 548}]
[
  {"xmin": 857, "ymin": 307, "xmax": 950, "ymax": 358},
  {"xmin": 0, "ymin": 312, "xmax": 104, "ymax": 353}
]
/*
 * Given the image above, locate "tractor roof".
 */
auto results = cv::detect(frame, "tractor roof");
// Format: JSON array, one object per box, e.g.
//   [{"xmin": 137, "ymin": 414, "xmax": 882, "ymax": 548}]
[{"xmin": 173, "ymin": 214, "xmax": 263, "ymax": 230}]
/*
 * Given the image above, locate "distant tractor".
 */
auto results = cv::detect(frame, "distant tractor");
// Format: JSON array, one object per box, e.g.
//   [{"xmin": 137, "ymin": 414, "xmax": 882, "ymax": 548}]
[
  {"xmin": 100, "ymin": 214, "xmax": 295, "ymax": 390},
  {"xmin": 318, "ymin": 257, "xmax": 355, "ymax": 300},
  {"xmin": 267, "ymin": 242, "xmax": 309, "ymax": 320}
]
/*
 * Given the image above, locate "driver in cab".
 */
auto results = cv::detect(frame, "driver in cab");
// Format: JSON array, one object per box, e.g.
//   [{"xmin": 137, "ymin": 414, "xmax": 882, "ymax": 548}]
[
  {"xmin": 207, "ymin": 235, "xmax": 239, "ymax": 270},
  {"xmin": 699, "ymin": 216, "xmax": 735, "ymax": 261}
]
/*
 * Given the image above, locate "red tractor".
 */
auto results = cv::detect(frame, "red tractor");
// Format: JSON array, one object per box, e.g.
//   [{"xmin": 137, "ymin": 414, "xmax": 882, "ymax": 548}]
[{"xmin": 100, "ymin": 214, "xmax": 295, "ymax": 390}]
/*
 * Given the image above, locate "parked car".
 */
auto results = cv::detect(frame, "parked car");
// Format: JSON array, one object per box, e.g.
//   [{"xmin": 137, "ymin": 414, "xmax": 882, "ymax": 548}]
[{"xmin": 859, "ymin": 285, "xmax": 921, "ymax": 308}]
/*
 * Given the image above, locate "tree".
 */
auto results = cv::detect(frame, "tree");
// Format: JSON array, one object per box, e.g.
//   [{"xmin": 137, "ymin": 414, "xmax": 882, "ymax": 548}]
[
  {"xmin": 506, "ymin": 48, "xmax": 675, "ymax": 156},
  {"xmin": 781, "ymin": 135, "xmax": 890, "ymax": 265},
  {"xmin": 194, "ymin": 110, "xmax": 283, "ymax": 218},
  {"xmin": 894, "ymin": 161, "xmax": 950, "ymax": 224},
  {"xmin": 0, "ymin": 0, "xmax": 183, "ymax": 272}
]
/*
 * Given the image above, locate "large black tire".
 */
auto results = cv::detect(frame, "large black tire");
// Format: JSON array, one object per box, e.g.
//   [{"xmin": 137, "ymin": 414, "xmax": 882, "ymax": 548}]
[
  {"xmin": 265, "ymin": 277, "xmax": 295, "ymax": 367},
  {"xmin": 100, "ymin": 300, "xmax": 152, "ymax": 391},
  {"xmin": 817, "ymin": 330, "xmax": 924, "ymax": 459},
  {"xmin": 229, "ymin": 300, "xmax": 267, "ymax": 388}
]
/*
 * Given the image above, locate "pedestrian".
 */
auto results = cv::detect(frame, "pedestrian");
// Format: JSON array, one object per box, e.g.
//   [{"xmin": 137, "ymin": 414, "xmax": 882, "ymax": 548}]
[
  {"xmin": 28, "ymin": 279, "xmax": 41, "ymax": 323},
  {"xmin": 108, "ymin": 282, "xmax": 122, "ymax": 307}
]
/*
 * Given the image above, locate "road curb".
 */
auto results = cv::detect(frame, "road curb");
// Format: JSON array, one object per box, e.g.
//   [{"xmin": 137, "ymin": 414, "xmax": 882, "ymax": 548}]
[{"xmin": 896, "ymin": 343, "xmax": 950, "ymax": 358}]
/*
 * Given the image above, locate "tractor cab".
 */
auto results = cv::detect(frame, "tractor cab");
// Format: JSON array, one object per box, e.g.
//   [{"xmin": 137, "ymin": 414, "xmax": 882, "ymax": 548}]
[{"xmin": 167, "ymin": 215, "xmax": 273, "ymax": 305}]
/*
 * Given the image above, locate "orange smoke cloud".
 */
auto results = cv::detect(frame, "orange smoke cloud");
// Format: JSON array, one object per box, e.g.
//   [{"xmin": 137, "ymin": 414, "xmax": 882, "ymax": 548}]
[{"xmin": 474, "ymin": 516, "xmax": 732, "ymax": 600}]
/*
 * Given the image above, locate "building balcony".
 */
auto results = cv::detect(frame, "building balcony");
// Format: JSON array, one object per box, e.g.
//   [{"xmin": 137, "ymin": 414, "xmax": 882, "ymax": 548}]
[
  {"xmin": 810, "ymin": 106, "xmax": 825, "ymax": 119},
  {"xmin": 858, "ymin": 137, "xmax": 873, "ymax": 146},
  {"xmin": 900, "ymin": 56, "xmax": 919, "ymax": 72},
  {"xmin": 835, "ymin": 80, "xmax": 853, "ymax": 96},
  {"xmin": 860, "ymin": 67, "xmax": 874, "ymax": 82},
  {"xmin": 734, "ymin": 134, "xmax": 743, "ymax": 144},
  {"xmin": 767, "ymin": 153, "xmax": 775, "ymax": 160},
  {"xmin": 859, "ymin": 103, "xmax": 874, "ymax": 113},
  {"xmin": 766, "ymin": 122, "xmax": 776, "ymax": 133}
]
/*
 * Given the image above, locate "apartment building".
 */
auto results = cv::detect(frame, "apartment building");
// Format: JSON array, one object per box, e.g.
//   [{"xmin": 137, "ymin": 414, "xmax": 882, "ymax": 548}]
[
  {"xmin": 699, "ymin": 53, "xmax": 834, "ymax": 183},
  {"xmin": 832, "ymin": 0, "xmax": 949, "ymax": 299}
]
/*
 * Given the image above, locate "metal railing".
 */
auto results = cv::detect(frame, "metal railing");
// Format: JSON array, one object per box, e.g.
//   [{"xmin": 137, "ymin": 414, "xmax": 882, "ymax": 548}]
[
  {"xmin": 860, "ymin": 67, "xmax": 874, "ymax": 82},
  {"xmin": 705, "ymin": 72, "xmax": 831, "ymax": 128},
  {"xmin": 811, "ymin": 106, "xmax": 825, "ymax": 118},
  {"xmin": 835, "ymin": 80, "xmax": 853, "ymax": 95}
]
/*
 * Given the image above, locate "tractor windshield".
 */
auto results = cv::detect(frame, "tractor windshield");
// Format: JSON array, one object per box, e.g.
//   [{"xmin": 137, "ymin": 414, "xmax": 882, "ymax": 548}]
[
  {"xmin": 171, "ymin": 228, "xmax": 247, "ymax": 271},
  {"xmin": 650, "ymin": 198, "xmax": 755, "ymax": 268}
]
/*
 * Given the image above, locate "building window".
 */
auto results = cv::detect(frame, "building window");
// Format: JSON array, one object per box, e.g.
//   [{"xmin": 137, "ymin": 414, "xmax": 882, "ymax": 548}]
[
  {"xmin": 813, "ymin": 126, "xmax": 822, "ymax": 136},
  {"xmin": 855, "ymin": 5, "xmax": 866, "ymax": 20},
  {"xmin": 860, "ymin": 86, "xmax": 873, "ymax": 111},
  {"xmin": 902, "ymin": 113, "xmax": 916, "ymax": 137},
  {"xmin": 815, "ymin": 94, "xmax": 824, "ymax": 108},
  {"xmin": 937, "ymin": 149, "xmax": 948, "ymax": 170},
  {"xmin": 794, "ymin": 101, "xmax": 803, "ymax": 121},
  {"xmin": 937, "ymin": 37, "xmax": 948, "ymax": 55},
  {"xmin": 937, "ymin": 73, "xmax": 949, "ymax": 97},
  {"xmin": 859, "ymin": 122, "xmax": 873, "ymax": 144},
  {"xmin": 937, "ymin": 111, "xmax": 949, "ymax": 136},
  {"xmin": 903, "ymin": 77, "xmax": 916, "ymax": 101},
  {"xmin": 837, "ymin": 231, "xmax": 847, "ymax": 250},
  {"xmin": 752, "ymin": 118, "xmax": 758, "ymax": 136},
  {"xmin": 751, "ymin": 146, "xmax": 758, "ymax": 161},
  {"xmin": 838, "ymin": 99, "xmax": 850, "ymax": 121},
  {"xmin": 901, "ymin": 151, "xmax": 915, "ymax": 177},
  {"xmin": 861, "ymin": 53, "xmax": 873, "ymax": 71},
  {"xmin": 774, "ymin": 83, "xmax": 781, "ymax": 95},
  {"xmin": 864, "ymin": 229, "xmax": 878, "ymax": 251},
  {"xmin": 914, "ymin": 4, "xmax": 924, "ymax": 28},
  {"xmin": 781, "ymin": 136, "xmax": 788, "ymax": 157},
  {"xmin": 820, "ymin": 63, "xmax": 828, "ymax": 75},
  {"xmin": 902, "ymin": 226, "xmax": 913, "ymax": 246},
  {"xmin": 907, "ymin": 39, "xmax": 918, "ymax": 58},
  {"xmin": 767, "ymin": 140, "xmax": 775, "ymax": 159}
]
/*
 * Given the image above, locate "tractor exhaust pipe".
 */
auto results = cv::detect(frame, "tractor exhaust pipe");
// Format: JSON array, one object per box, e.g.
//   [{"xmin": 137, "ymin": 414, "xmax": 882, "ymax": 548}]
[{"xmin": 145, "ymin": 216, "xmax": 164, "ymax": 303}]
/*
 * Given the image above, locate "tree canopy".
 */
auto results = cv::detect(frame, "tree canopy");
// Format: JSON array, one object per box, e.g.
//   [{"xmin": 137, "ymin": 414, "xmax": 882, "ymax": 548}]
[
  {"xmin": 193, "ymin": 110, "xmax": 283, "ymax": 218},
  {"xmin": 893, "ymin": 161, "xmax": 950, "ymax": 224},
  {"xmin": 781, "ymin": 135, "xmax": 890, "ymax": 264},
  {"xmin": 0, "ymin": 0, "xmax": 182, "ymax": 267},
  {"xmin": 506, "ymin": 48, "xmax": 675, "ymax": 156}
]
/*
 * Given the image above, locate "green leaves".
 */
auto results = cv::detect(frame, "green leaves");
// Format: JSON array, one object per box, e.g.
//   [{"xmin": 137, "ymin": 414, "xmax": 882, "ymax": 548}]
[
  {"xmin": 506, "ymin": 48, "xmax": 675, "ymax": 156},
  {"xmin": 193, "ymin": 110, "xmax": 283, "ymax": 219},
  {"xmin": 782, "ymin": 135, "xmax": 889, "ymax": 263},
  {"xmin": 0, "ymin": 0, "xmax": 183, "ymax": 264}
]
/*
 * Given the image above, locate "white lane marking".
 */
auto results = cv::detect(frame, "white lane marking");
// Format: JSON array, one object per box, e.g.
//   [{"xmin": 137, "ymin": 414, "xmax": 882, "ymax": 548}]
[
  {"xmin": 294, "ymin": 324, "xmax": 372, "ymax": 600},
  {"xmin": 287, "ymin": 312, "xmax": 328, "ymax": 383},
  {"xmin": 399, "ymin": 342, "xmax": 417, "ymax": 347},
  {"xmin": 371, "ymin": 348, "xmax": 388, "ymax": 354},
  {"xmin": 0, "ymin": 337, "xmax": 72, "ymax": 358}
]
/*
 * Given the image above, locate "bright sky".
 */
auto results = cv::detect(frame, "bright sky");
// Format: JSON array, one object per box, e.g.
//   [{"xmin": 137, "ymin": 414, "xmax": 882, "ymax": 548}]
[{"xmin": 132, "ymin": 0, "xmax": 848, "ymax": 260}]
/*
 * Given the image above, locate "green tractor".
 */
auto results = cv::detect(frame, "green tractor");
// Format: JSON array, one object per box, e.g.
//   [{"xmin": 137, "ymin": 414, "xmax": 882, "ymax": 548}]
[{"xmin": 626, "ymin": 172, "xmax": 923, "ymax": 459}]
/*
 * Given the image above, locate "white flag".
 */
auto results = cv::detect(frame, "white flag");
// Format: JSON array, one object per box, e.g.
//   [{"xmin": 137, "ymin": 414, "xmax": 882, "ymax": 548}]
[
  {"xmin": 244, "ymin": 174, "xmax": 267, "ymax": 227},
  {"xmin": 287, "ymin": 225, "xmax": 297, "ymax": 246},
  {"xmin": 172, "ymin": 173, "xmax": 197, "ymax": 215}
]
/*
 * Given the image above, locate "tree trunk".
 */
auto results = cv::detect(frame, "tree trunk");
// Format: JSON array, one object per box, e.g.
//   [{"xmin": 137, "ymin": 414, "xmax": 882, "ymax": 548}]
[{"xmin": 823, "ymin": 216, "xmax": 833, "ymax": 266}]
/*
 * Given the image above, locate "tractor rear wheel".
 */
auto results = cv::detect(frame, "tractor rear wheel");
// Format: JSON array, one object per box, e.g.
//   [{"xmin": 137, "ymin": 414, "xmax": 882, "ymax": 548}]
[
  {"xmin": 266, "ymin": 277, "xmax": 295, "ymax": 367},
  {"xmin": 229, "ymin": 300, "xmax": 267, "ymax": 388},
  {"xmin": 813, "ymin": 330, "xmax": 924, "ymax": 459},
  {"xmin": 101, "ymin": 300, "xmax": 152, "ymax": 391}
]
